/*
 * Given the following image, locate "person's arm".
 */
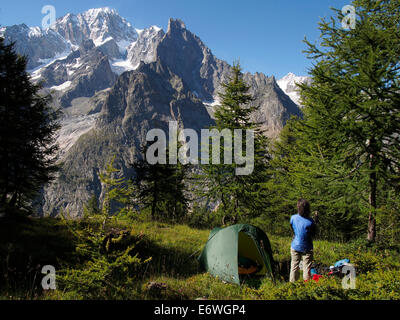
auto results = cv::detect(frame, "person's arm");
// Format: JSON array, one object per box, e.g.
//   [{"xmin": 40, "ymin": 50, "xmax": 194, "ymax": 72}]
[{"xmin": 290, "ymin": 216, "xmax": 294, "ymax": 235}]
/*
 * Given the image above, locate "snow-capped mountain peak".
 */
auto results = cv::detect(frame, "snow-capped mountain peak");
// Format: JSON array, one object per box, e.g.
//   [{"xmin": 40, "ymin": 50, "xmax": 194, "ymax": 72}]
[
  {"xmin": 277, "ymin": 72, "xmax": 311, "ymax": 106},
  {"xmin": 0, "ymin": 23, "xmax": 71, "ymax": 70},
  {"xmin": 83, "ymin": 7, "xmax": 117, "ymax": 17},
  {"xmin": 278, "ymin": 72, "xmax": 309, "ymax": 89},
  {"xmin": 50, "ymin": 7, "xmax": 138, "ymax": 51},
  {"xmin": 2, "ymin": 7, "xmax": 166, "ymax": 78}
]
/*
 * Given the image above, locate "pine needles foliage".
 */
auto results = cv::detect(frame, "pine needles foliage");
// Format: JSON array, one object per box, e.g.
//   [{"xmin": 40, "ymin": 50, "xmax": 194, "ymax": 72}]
[{"xmin": 57, "ymin": 158, "xmax": 151, "ymax": 299}]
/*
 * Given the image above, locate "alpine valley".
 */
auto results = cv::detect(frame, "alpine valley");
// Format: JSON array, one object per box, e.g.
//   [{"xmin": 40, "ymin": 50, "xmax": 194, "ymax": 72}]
[{"xmin": 0, "ymin": 7, "xmax": 310, "ymax": 216}]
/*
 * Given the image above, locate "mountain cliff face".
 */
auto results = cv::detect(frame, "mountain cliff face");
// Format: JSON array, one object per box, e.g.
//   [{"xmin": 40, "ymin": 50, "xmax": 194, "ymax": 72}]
[
  {"xmin": 128, "ymin": 26, "xmax": 165, "ymax": 68},
  {"xmin": 40, "ymin": 60, "xmax": 214, "ymax": 216},
  {"xmin": 155, "ymin": 19, "xmax": 301, "ymax": 137},
  {"xmin": 2, "ymin": 8, "xmax": 304, "ymax": 216},
  {"xmin": 156, "ymin": 19, "xmax": 232, "ymax": 103},
  {"xmin": 38, "ymin": 39, "xmax": 117, "ymax": 108},
  {"xmin": 244, "ymin": 72, "xmax": 301, "ymax": 136}
]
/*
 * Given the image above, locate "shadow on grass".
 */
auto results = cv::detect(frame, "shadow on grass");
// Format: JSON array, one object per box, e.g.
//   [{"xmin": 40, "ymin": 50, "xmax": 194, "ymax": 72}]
[
  {"xmin": 134, "ymin": 234, "xmax": 202, "ymax": 280},
  {"xmin": 0, "ymin": 211, "xmax": 76, "ymax": 298}
]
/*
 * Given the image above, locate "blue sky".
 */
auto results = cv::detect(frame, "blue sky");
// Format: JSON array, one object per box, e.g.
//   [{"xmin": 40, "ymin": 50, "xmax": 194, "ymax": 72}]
[{"xmin": 0, "ymin": 0, "xmax": 352, "ymax": 79}]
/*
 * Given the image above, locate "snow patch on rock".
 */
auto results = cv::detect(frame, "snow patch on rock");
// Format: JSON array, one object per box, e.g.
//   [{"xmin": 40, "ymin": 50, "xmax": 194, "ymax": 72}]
[
  {"xmin": 56, "ymin": 114, "xmax": 99, "ymax": 158},
  {"xmin": 277, "ymin": 72, "xmax": 311, "ymax": 106},
  {"xmin": 51, "ymin": 81, "xmax": 72, "ymax": 91}
]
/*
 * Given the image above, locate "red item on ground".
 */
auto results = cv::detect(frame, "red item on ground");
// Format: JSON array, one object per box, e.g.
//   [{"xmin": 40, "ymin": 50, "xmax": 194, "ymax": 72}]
[
  {"xmin": 304, "ymin": 274, "xmax": 323, "ymax": 283},
  {"xmin": 312, "ymin": 274, "xmax": 323, "ymax": 282}
]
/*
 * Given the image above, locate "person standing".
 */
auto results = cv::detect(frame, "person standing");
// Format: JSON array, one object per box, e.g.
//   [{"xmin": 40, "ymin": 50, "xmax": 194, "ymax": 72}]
[{"xmin": 289, "ymin": 199, "xmax": 318, "ymax": 282}]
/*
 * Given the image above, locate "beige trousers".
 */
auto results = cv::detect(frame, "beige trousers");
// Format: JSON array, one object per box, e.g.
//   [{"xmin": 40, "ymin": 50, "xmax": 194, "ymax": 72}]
[{"xmin": 289, "ymin": 247, "xmax": 313, "ymax": 282}]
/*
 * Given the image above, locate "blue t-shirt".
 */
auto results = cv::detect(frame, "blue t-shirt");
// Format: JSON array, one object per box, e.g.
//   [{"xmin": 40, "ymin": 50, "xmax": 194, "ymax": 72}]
[{"xmin": 290, "ymin": 213, "xmax": 316, "ymax": 253}]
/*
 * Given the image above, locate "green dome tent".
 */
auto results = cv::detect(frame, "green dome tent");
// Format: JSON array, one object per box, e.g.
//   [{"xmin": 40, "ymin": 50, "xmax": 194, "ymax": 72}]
[{"xmin": 198, "ymin": 224, "xmax": 275, "ymax": 285}]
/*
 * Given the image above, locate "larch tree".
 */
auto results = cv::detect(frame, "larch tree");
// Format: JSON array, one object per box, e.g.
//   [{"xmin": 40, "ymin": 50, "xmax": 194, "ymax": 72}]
[
  {"xmin": 200, "ymin": 62, "xmax": 270, "ymax": 224},
  {"xmin": 297, "ymin": 0, "xmax": 400, "ymax": 241}
]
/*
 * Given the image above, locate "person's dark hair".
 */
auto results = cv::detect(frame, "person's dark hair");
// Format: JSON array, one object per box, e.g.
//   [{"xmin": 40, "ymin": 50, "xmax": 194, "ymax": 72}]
[{"xmin": 297, "ymin": 199, "xmax": 310, "ymax": 217}]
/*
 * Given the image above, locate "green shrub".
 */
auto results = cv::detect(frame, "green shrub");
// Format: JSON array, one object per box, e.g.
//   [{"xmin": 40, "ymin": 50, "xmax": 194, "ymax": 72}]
[
  {"xmin": 252, "ymin": 277, "xmax": 348, "ymax": 300},
  {"xmin": 55, "ymin": 214, "xmax": 152, "ymax": 299},
  {"xmin": 345, "ymin": 269, "xmax": 400, "ymax": 300},
  {"xmin": 53, "ymin": 158, "xmax": 152, "ymax": 299}
]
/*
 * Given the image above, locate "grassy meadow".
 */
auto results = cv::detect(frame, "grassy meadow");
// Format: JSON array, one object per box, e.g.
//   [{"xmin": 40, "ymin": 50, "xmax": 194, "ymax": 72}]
[{"xmin": 1, "ymin": 212, "xmax": 399, "ymax": 300}]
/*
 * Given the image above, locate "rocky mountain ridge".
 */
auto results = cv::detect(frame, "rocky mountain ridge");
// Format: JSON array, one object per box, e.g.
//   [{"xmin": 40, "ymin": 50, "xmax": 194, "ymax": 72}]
[{"xmin": 2, "ymin": 8, "xmax": 306, "ymax": 216}]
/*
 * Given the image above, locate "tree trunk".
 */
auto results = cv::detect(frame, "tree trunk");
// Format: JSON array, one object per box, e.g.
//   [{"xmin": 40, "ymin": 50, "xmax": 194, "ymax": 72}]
[
  {"xmin": 367, "ymin": 157, "xmax": 377, "ymax": 242},
  {"xmin": 1, "ymin": 192, "xmax": 7, "ymax": 204}
]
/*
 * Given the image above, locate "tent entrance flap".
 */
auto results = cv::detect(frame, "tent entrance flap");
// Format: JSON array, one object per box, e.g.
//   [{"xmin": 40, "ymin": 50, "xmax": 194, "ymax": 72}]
[{"xmin": 238, "ymin": 232, "xmax": 267, "ymax": 275}]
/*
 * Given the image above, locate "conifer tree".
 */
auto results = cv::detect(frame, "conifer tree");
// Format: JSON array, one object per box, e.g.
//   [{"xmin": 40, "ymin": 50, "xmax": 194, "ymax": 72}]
[
  {"xmin": 0, "ymin": 38, "xmax": 60, "ymax": 210},
  {"xmin": 200, "ymin": 62, "xmax": 270, "ymax": 224},
  {"xmin": 132, "ymin": 144, "xmax": 188, "ymax": 221},
  {"xmin": 99, "ymin": 156, "xmax": 135, "ymax": 224},
  {"xmin": 295, "ymin": 0, "xmax": 400, "ymax": 241},
  {"xmin": 267, "ymin": 118, "xmax": 364, "ymax": 240}
]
